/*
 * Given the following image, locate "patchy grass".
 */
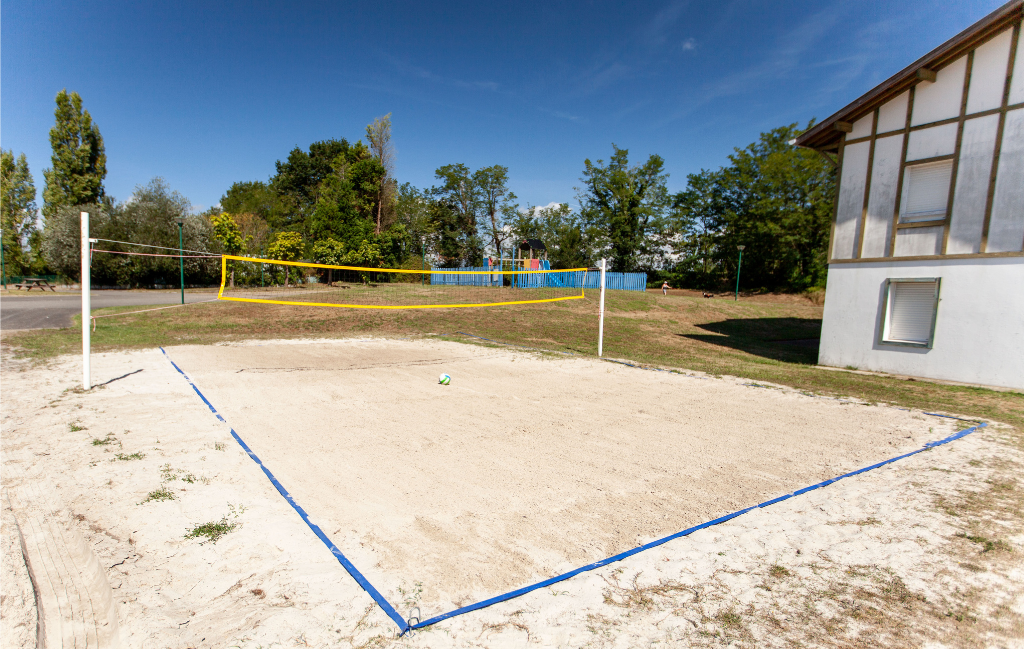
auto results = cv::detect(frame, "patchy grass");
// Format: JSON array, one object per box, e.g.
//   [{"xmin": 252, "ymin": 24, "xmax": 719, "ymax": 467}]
[
  {"xmin": 184, "ymin": 517, "xmax": 237, "ymax": 544},
  {"xmin": 768, "ymin": 564, "xmax": 792, "ymax": 579},
  {"xmin": 69, "ymin": 421, "xmax": 86, "ymax": 432},
  {"xmin": 956, "ymin": 532, "xmax": 1014, "ymax": 554},
  {"xmin": 601, "ymin": 571, "xmax": 693, "ymax": 611},
  {"xmin": 4, "ymin": 291, "xmax": 1020, "ymax": 430},
  {"xmin": 91, "ymin": 433, "xmax": 118, "ymax": 446},
  {"xmin": 114, "ymin": 452, "xmax": 145, "ymax": 461},
  {"xmin": 140, "ymin": 487, "xmax": 175, "ymax": 503}
]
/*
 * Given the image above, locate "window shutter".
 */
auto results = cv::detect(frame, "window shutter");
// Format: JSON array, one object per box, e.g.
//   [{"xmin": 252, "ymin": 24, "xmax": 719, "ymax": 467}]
[
  {"xmin": 887, "ymin": 281, "xmax": 938, "ymax": 344},
  {"xmin": 903, "ymin": 162, "xmax": 952, "ymax": 221}
]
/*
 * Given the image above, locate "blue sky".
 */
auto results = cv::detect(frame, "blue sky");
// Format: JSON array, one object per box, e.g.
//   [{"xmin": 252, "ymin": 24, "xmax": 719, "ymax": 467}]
[{"xmin": 1, "ymin": 0, "xmax": 1006, "ymax": 213}]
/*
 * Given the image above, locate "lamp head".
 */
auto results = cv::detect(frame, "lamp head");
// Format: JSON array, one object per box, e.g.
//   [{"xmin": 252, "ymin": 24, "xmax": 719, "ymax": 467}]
[
  {"xmin": 737, "ymin": 245, "xmax": 746, "ymax": 251},
  {"xmin": 174, "ymin": 217, "xmax": 185, "ymax": 226}
]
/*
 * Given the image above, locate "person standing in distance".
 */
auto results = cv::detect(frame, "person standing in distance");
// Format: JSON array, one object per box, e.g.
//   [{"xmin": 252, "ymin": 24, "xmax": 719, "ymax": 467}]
[{"xmin": 662, "ymin": 280, "xmax": 670, "ymax": 296}]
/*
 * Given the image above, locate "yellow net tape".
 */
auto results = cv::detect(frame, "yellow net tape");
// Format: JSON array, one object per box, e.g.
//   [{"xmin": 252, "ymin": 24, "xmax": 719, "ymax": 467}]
[{"xmin": 218, "ymin": 255, "xmax": 589, "ymax": 309}]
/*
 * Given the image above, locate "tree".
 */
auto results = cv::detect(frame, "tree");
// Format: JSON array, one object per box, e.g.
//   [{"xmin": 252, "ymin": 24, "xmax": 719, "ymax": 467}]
[
  {"xmin": 272, "ymin": 139, "xmax": 353, "ymax": 233},
  {"xmin": 366, "ymin": 114, "xmax": 397, "ymax": 235},
  {"xmin": 1, "ymin": 150, "xmax": 38, "ymax": 275},
  {"xmin": 233, "ymin": 213, "xmax": 270, "ymax": 255},
  {"xmin": 577, "ymin": 145, "xmax": 669, "ymax": 272},
  {"xmin": 42, "ymin": 90, "xmax": 106, "ymax": 218},
  {"xmin": 667, "ymin": 169, "xmax": 725, "ymax": 288},
  {"xmin": 513, "ymin": 203, "xmax": 595, "ymax": 269},
  {"xmin": 41, "ymin": 179, "xmax": 216, "ymax": 286},
  {"xmin": 267, "ymin": 231, "xmax": 304, "ymax": 286},
  {"xmin": 210, "ymin": 212, "xmax": 249, "ymax": 287},
  {"xmin": 430, "ymin": 164, "xmax": 482, "ymax": 266},
  {"xmin": 669, "ymin": 122, "xmax": 834, "ymax": 292},
  {"xmin": 394, "ymin": 182, "xmax": 434, "ymax": 261},
  {"xmin": 220, "ymin": 181, "xmax": 289, "ymax": 226},
  {"xmin": 473, "ymin": 165, "xmax": 517, "ymax": 257}
]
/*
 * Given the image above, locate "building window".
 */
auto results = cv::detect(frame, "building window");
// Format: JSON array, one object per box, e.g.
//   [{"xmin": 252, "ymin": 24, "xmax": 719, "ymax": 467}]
[
  {"xmin": 901, "ymin": 160, "xmax": 953, "ymax": 222},
  {"xmin": 880, "ymin": 279, "xmax": 941, "ymax": 347}
]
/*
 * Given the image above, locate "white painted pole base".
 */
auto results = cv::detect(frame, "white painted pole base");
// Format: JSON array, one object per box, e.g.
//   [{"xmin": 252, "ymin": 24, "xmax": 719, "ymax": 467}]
[{"xmin": 81, "ymin": 212, "xmax": 90, "ymax": 390}]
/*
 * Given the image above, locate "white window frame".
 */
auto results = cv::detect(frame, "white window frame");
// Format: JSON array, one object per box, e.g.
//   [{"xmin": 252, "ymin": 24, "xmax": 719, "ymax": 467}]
[
  {"xmin": 878, "ymin": 278, "xmax": 941, "ymax": 348},
  {"xmin": 900, "ymin": 159, "xmax": 953, "ymax": 223}
]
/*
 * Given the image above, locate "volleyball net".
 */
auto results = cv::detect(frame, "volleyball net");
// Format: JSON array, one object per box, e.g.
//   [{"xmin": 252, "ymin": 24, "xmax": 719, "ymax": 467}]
[{"xmin": 217, "ymin": 255, "xmax": 590, "ymax": 309}]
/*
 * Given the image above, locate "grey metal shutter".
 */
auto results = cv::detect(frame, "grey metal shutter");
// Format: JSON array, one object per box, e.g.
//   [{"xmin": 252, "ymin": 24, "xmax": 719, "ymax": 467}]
[
  {"xmin": 903, "ymin": 161, "xmax": 952, "ymax": 221},
  {"xmin": 888, "ymin": 281, "xmax": 938, "ymax": 343}
]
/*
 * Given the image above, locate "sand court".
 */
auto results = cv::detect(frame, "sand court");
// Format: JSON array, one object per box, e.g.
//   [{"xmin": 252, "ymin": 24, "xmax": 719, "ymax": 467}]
[{"xmin": 164, "ymin": 337, "xmax": 956, "ymax": 611}]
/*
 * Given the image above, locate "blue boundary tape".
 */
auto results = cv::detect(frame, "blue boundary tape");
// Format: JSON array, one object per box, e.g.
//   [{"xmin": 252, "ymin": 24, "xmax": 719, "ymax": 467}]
[
  {"xmin": 160, "ymin": 344, "xmax": 984, "ymax": 636},
  {"xmin": 159, "ymin": 347, "xmax": 410, "ymax": 633}
]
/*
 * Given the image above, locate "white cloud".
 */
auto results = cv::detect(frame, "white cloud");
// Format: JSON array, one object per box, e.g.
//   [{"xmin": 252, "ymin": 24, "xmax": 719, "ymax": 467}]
[{"xmin": 681, "ymin": 38, "xmax": 697, "ymax": 51}]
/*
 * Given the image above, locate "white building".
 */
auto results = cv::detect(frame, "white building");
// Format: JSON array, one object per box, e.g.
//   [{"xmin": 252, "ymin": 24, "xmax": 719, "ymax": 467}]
[{"xmin": 795, "ymin": 1, "xmax": 1024, "ymax": 390}]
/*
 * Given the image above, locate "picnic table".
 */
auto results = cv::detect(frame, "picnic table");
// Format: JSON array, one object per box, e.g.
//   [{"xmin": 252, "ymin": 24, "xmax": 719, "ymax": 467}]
[{"xmin": 13, "ymin": 277, "xmax": 57, "ymax": 291}]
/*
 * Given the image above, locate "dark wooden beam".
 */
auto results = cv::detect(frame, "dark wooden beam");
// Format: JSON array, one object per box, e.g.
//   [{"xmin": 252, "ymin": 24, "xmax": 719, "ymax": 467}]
[{"xmin": 916, "ymin": 68, "xmax": 938, "ymax": 82}]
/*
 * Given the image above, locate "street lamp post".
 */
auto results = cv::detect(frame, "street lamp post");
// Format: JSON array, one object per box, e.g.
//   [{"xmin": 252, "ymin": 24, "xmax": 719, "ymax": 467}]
[
  {"xmin": 175, "ymin": 218, "xmax": 185, "ymax": 305},
  {"xmin": 734, "ymin": 245, "xmax": 745, "ymax": 301}
]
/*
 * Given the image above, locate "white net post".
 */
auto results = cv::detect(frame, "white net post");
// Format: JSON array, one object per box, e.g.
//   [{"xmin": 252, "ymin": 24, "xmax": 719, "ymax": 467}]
[
  {"xmin": 81, "ymin": 211, "xmax": 91, "ymax": 390},
  {"xmin": 598, "ymin": 258, "xmax": 606, "ymax": 357}
]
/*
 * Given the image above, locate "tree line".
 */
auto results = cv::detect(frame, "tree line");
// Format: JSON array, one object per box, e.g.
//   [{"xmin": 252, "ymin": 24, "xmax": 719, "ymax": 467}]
[{"xmin": 1, "ymin": 90, "xmax": 835, "ymax": 292}]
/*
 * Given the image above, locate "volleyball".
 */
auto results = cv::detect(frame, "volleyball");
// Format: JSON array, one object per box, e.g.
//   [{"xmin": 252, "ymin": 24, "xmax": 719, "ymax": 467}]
[{"xmin": 439, "ymin": 374, "xmax": 451, "ymax": 385}]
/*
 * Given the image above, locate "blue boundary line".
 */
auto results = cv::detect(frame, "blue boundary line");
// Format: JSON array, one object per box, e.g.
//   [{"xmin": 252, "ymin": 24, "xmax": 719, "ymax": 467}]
[
  {"xmin": 159, "ymin": 347, "xmax": 411, "ymax": 633},
  {"xmin": 160, "ymin": 344, "xmax": 985, "ymax": 636}
]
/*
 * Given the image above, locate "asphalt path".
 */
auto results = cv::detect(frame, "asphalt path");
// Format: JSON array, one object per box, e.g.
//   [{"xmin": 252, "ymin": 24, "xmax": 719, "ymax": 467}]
[{"xmin": 1, "ymin": 291, "xmax": 217, "ymax": 330}]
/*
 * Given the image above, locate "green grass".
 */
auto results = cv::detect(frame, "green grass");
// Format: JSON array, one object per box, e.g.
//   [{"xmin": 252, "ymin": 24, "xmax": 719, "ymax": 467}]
[
  {"xmin": 140, "ymin": 487, "xmax": 175, "ymax": 503},
  {"xmin": 4, "ymin": 290, "xmax": 1021, "ymax": 430},
  {"xmin": 114, "ymin": 452, "xmax": 145, "ymax": 461},
  {"xmin": 185, "ymin": 517, "xmax": 237, "ymax": 544}
]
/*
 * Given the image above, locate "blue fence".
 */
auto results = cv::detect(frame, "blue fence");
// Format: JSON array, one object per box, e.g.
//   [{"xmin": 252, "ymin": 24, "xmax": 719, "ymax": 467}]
[{"xmin": 430, "ymin": 267, "xmax": 646, "ymax": 291}]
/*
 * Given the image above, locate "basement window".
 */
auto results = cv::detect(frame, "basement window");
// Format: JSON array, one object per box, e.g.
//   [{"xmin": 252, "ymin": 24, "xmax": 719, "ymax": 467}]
[
  {"xmin": 880, "ymin": 279, "xmax": 941, "ymax": 348},
  {"xmin": 901, "ymin": 161, "xmax": 953, "ymax": 222}
]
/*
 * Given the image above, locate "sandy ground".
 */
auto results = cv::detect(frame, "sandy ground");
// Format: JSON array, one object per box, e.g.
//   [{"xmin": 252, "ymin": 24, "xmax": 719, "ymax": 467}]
[
  {"xmin": 1, "ymin": 337, "xmax": 1022, "ymax": 648},
  {"xmin": 166, "ymin": 338, "xmax": 955, "ymax": 612}
]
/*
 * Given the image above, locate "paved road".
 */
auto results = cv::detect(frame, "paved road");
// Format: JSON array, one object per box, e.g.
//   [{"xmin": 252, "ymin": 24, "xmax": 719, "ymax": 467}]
[{"xmin": 1, "ymin": 291, "xmax": 218, "ymax": 330}]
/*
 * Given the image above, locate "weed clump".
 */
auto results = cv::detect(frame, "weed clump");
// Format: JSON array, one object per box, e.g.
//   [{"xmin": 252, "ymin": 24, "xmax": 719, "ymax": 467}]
[
  {"xmin": 185, "ymin": 518, "xmax": 237, "ymax": 544},
  {"xmin": 769, "ymin": 564, "xmax": 792, "ymax": 579},
  {"xmin": 141, "ymin": 487, "xmax": 175, "ymax": 503},
  {"xmin": 115, "ymin": 452, "xmax": 145, "ymax": 461}
]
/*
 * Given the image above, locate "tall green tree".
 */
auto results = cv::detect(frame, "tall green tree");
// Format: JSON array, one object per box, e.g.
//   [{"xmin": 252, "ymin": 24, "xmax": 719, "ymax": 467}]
[
  {"xmin": 577, "ymin": 145, "xmax": 669, "ymax": 272},
  {"xmin": 42, "ymin": 90, "xmax": 106, "ymax": 217},
  {"xmin": 395, "ymin": 182, "xmax": 434, "ymax": 261},
  {"xmin": 220, "ymin": 181, "xmax": 289, "ymax": 226},
  {"xmin": 430, "ymin": 164, "xmax": 482, "ymax": 266},
  {"xmin": 669, "ymin": 122, "xmax": 834, "ymax": 291},
  {"xmin": 267, "ymin": 231, "xmax": 305, "ymax": 286},
  {"xmin": 210, "ymin": 212, "xmax": 249, "ymax": 287},
  {"xmin": 667, "ymin": 169, "xmax": 726, "ymax": 288},
  {"xmin": 271, "ymin": 139, "xmax": 354, "ymax": 233},
  {"xmin": 1, "ymin": 150, "xmax": 38, "ymax": 275},
  {"xmin": 366, "ymin": 114, "xmax": 396, "ymax": 234},
  {"xmin": 473, "ymin": 165, "xmax": 517, "ymax": 258}
]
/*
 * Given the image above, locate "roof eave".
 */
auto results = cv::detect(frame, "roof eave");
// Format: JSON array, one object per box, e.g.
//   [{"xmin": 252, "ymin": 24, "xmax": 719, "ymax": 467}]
[{"xmin": 794, "ymin": 1, "xmax": 1023, "ymax": 151}]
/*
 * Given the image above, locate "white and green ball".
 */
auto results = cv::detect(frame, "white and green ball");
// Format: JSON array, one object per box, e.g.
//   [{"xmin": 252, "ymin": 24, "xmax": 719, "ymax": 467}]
[{"xmin": 439, "ymin": 374, "xmax": 451, "ymax": 385}]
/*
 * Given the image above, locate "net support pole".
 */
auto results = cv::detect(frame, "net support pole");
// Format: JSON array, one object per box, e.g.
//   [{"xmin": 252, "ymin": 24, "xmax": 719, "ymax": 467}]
[
  {"xmin": 598, "ymin": 258, "xmax": 606, "ymax": 357},
  {"xmin": 81, "ymin": 211, "xmax": 91, "ymax": 390}
]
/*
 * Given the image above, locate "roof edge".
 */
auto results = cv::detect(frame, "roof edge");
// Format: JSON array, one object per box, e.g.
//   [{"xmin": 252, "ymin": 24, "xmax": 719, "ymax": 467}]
[{"xmin": 794, "ymin": 1, "xmax": 1023, "ymax": 151}]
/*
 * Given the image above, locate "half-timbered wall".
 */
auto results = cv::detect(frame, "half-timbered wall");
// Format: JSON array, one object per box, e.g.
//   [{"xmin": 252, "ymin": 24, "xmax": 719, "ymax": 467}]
[{"xmin": 830, "ymin": 21, "xmax": 1024, "ymax": 263}]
